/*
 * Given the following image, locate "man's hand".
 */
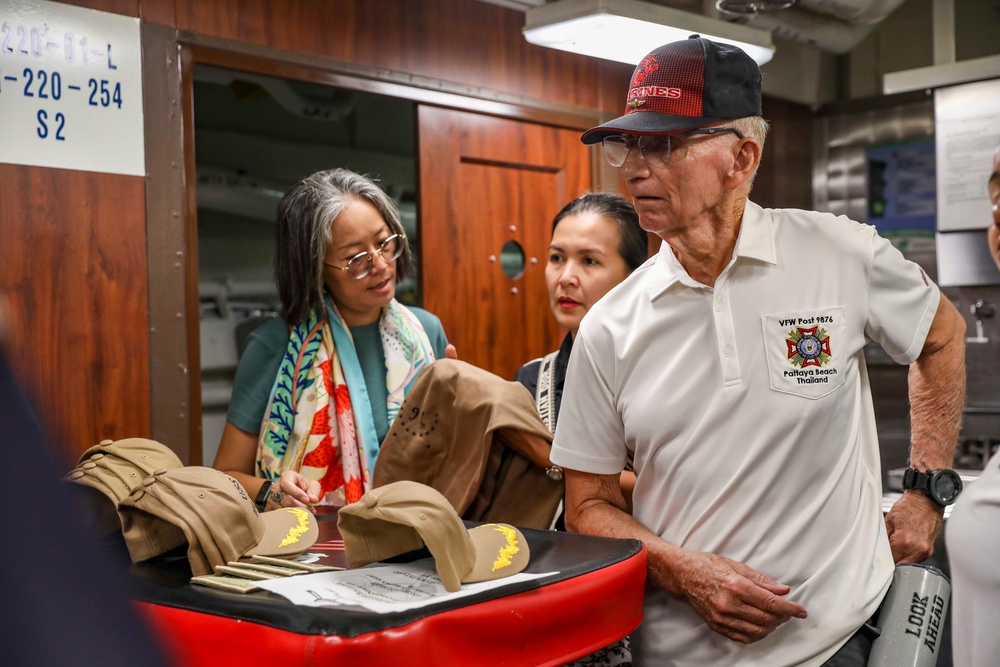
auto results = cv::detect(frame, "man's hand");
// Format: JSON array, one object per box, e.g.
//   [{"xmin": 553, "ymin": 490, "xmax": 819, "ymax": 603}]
[
  {"xmin": 666, "ymin": 551, "xmax": 808, "ymax": 644},
  {"xmin": 566, "ymin": 469, "xmax": 807, "ymax": 645},
  {"xmin": 885, "ymin": 491, "xmax": 943, "ymax": 563}
]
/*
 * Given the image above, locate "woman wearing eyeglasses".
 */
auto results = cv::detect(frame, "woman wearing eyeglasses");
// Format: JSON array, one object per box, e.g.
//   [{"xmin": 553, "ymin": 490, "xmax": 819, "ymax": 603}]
[
  {"xmin": 515, "ymin": 193, "xmax": 648, "ymax": 523},
  {"xmin": 214, "ymin": 168, "xmax": 455, "ymax": 511}
]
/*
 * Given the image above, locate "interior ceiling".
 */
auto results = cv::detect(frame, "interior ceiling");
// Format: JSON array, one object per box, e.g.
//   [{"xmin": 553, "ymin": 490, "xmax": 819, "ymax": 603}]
[
  {"xmin": 477, "ymin": 0, "xmax": 701, "ymax": 10},
  {"xmin": 475, "ymin": 0, "xmax": 911, "ymax": 55}
]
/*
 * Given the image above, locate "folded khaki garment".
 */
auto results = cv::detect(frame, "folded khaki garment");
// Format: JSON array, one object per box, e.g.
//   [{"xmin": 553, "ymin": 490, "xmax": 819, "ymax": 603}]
[
  {"xmin": 190, "ymin": 574, "xmax": 261, "ymax": 593},
  {"xmin": 250, "ymin": 554, "xmax": 342, "ymax": 572},
  {"xmin": 223, "ymin": 561, "xmax": 306, "ymax": 577},
  {"xmin": 213, "ymin": 564, "xmax": 286, "ymax": 580}
]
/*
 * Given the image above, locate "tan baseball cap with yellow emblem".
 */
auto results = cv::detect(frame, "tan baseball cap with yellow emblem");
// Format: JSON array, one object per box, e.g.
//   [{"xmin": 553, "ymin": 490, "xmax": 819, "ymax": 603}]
[
  {"xmin": 118, "ymin": 466, "xmax": 318, "ymax": 576},
  {"xmin": 337, "ymin": 480, "xmax": 530, "ymax": 592}
]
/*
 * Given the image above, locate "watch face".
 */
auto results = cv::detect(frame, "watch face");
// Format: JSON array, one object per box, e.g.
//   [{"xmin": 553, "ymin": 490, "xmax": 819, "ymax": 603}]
[{"xmin": 931, "ymin": 470, "xmax": 963, "ymax": 504}]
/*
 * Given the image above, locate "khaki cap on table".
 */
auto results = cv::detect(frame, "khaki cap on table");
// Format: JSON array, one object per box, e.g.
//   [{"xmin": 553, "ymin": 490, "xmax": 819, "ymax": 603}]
[{"xmin": 338, "ymin": 480, "xmax": 530, "ymax": 592}]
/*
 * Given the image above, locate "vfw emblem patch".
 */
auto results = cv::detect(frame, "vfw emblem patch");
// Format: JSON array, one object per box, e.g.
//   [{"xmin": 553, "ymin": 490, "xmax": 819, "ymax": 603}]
[
  {"xmin": 764, "ymin": 309, "xmax": 844, "ymax": 397},
  {"xmin": 786, "ymin": 326, "xmax": 831, "ymax": 368}
]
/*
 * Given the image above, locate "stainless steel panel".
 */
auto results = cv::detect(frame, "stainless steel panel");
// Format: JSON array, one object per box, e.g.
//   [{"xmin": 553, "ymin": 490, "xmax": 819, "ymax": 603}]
[{"xmin": 937, "ymin": 231, "xmax": 1000, "ymax": 286}]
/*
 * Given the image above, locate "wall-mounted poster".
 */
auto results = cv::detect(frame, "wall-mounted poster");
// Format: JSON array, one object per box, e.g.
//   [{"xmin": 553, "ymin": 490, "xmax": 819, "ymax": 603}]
[
  {"xmin": 935, "ymin": 78, "xmax": 1000, "ymax": 232},
  {"xmin": 866, "ymin": 139, "xmax": 936, "ymax": 252}
]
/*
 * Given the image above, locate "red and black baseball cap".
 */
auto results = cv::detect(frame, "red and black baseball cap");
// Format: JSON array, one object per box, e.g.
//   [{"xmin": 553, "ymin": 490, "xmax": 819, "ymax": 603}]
[{"xmin": 581, "ymin": 35, "xmax": 762, "ymax": 144}]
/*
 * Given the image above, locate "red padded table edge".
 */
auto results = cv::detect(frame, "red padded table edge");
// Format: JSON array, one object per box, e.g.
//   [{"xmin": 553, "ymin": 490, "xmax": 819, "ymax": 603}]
[{"xmin": 136, "ymin": 544, "xmax": 646, "ymax": 667}]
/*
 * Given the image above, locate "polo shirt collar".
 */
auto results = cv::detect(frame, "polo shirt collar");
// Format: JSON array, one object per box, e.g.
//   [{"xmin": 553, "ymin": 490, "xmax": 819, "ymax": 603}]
[
  {"xmin": 645, "ymin": 201, "xmax": 776, "ymax": 300},
  {"xmin": 735, "ymin": 201, "xmax": 777, "ymax": 265}
]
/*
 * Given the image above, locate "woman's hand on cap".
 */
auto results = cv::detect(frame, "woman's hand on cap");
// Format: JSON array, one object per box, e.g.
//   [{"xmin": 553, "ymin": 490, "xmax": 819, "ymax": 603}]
[{"xmin": 271, "ymin": 470, "xmax": 321, "ymax": 508}]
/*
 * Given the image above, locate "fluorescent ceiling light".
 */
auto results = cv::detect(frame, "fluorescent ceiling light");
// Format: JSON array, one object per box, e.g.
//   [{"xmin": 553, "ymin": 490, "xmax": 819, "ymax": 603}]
[{"xmin": 524, "ymin": 0, "xmax": 775, "ymax": 66}]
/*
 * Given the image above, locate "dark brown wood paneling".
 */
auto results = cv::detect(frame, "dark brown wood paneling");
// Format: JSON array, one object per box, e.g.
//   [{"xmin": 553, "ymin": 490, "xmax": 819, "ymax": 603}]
[
  {"xmin": 756, "ymin": 96, "xmax": 814, "ymax": 210},
  {"xmin": 140, "ymin": 0, "xmax": 178, "ymax": 26},
  {"xmin": 0, "ymin": 165, "xmax": 149, "ymax": 460},
  {"xmin": 419, "ymin": 106, "xmax": 591, "ymax": 381},
  {"xmin": 171, "ymin": 0, "xmax": 612, "ymax": 112},
  {"xmin": 58, "ymin": 0, "xmax": 140, "ymax": 15}
]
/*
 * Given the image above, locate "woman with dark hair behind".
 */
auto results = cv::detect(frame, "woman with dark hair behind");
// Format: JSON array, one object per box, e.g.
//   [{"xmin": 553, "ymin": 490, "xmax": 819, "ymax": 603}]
[
  {"xmin": 215, "ymin": 168, "xmax": 454, "ymax": 511},
  {"xmin": 513, "ymin": 192, "xmax": 647, "ymax": 667},
  {"xmin": 515, "ymin": 192, "xmax": 648, "ymax": 510}
]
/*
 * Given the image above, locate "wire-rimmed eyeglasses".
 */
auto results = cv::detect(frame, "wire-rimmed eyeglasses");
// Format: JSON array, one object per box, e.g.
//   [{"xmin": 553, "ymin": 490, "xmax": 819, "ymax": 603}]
[
  {"xmin": 601, "ymin": 127, "xmax": 746, "ymax": 168},
  {"xmin": 325, "ymin": 233, "xmax": 405, "ymax": 279}
]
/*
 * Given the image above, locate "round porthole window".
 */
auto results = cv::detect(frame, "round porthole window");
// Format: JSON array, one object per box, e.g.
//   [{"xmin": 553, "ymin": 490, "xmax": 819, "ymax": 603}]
[{"xmin": 500, "ymin": 240, "xmax": 525, "ymax": 279}]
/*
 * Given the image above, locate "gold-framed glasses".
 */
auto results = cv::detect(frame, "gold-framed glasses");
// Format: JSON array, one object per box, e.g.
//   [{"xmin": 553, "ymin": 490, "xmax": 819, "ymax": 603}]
[
  {"xmin": 601, "ymin": 127, "xmax": 745, "ymax": 168},
  {"xmin": 325, "ymin": 233, "xmax": 404, "ymax": 279}
]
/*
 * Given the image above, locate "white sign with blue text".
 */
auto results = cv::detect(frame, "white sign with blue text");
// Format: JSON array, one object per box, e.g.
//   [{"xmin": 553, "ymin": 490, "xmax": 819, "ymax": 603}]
[{"xmin": 0, "ymin": 0, "xmax": 143, "ymax": 176}]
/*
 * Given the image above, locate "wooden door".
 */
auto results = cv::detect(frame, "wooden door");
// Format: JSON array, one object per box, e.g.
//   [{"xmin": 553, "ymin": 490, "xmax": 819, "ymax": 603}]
[{"xmin": 418, "ymin": 107, "xmax": 592, "ymax": 380}]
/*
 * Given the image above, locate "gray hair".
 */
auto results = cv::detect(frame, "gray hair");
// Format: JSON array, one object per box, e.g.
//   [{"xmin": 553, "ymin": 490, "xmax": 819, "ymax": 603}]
[
  {"xmin": 274, "ymin": 168, "xmax": 412, "ymax": 325},
  {"xmin": 730, "ymin": 115, "xmax": 770, "ymax": 149},
  {"xmin": 725, "ymin": 115, "xmax": 770, "ymax": 188}
]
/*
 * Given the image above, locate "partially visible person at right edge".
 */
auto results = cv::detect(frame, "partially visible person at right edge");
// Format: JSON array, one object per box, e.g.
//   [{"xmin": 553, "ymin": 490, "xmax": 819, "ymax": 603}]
[
  {"xmin": 945, "ymin": 143, "xmax": 1000, "ymax": 667},
  {"xmin": 551, "ymin": 36, "xmax": 967, "ymax": 666}
]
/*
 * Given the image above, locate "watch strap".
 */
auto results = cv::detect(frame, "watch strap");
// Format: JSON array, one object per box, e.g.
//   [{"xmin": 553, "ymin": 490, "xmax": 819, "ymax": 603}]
[
  {"xmin": 901, "ymin": 467, "xmax": 928, "ymax": 492},
  {"xmin": 255, "ymin": 480, "xmax": 273, "ymax": 512}
]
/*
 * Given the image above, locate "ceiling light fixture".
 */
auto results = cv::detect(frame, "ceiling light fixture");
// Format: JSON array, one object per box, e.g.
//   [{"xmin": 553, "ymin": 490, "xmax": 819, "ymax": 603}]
[{"xmin": 524, "ymin": 0, "xmax": 776, "ymax": 66}]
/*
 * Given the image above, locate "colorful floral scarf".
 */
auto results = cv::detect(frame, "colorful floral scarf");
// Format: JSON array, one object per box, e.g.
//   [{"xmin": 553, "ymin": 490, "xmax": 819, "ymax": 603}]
[{"xmin": 256, "ymin": 297, "xmax": 435, "ymax": 505}]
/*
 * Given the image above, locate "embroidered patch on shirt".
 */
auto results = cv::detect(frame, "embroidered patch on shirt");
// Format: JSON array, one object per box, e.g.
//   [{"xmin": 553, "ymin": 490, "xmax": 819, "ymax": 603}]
[{"xmin": 762, "ymin": 308, "xmax": 846, "ymax": 399}]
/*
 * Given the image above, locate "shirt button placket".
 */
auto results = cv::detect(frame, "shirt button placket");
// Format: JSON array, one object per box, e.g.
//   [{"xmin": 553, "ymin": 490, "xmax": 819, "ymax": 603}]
[{"xmin": 713, "ymin": 283, "xmax": 741, "ymax": 385}]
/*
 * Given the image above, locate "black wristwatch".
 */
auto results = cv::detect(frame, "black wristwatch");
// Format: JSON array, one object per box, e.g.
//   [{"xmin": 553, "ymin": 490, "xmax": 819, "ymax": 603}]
[
  {"xmin": 255, "ymin": 480, "xmax": 273, "ymax": 512},
  {"xmin": 901, "ymin": 468, "xmax": 963, "ymax": 507}
]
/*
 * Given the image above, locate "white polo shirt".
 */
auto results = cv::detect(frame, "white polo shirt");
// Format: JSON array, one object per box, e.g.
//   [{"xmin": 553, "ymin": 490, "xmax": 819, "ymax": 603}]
[{"xmin": 551, "ymin": 201, "xmax": 940, "ymax": 667}]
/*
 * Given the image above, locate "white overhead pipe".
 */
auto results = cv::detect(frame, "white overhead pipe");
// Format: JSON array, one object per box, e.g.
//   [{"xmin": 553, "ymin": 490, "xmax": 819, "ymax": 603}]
[
  {"xmin": 196, "ymin": 166, "xmax": 287, "ymax": 223},
  {"xmin": 734, "ymin": 0, "xmax": 905, "ymax": 54},
  {"xmin": 196, "ymin": 67, "xmax": 357, "ymax": 122},
  {"xmin": 797, "ymin": 0, "xmax": 907, "ymax": 24}
]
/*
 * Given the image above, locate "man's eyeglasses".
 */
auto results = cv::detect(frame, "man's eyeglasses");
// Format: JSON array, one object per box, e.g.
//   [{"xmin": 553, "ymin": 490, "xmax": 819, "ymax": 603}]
[
  {"xmin": 325, "ymin": 233, "xmax": 404, "ymax": 279},
  {"xmin": 601, "ymin": 127, "xmax": 745, "ymax": 168}
]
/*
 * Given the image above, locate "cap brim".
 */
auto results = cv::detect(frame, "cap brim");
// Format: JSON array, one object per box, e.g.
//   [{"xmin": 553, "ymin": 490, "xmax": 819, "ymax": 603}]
[
  {"xmin": 461, "ymin": 523, "xmax": 529, "ymax": 585},
  {"xmin": 581, "ymin": 111, "xmax": 730, "ymax": 144},
  {"xmin": 247, "ymin": 507, "xmax": 319, "ymax": 558}
]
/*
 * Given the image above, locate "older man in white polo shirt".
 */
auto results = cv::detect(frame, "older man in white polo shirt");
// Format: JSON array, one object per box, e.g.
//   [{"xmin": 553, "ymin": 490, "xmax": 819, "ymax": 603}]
[{"xmin": 551, "ymin": 36, "xmax": 967, "ymax": 667}]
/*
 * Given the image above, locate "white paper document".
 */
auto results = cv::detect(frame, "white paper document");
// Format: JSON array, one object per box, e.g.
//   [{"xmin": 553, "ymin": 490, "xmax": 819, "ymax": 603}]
[{"xmin": 256, "ymin": 559, "xmax": 556, "ymax": 613}]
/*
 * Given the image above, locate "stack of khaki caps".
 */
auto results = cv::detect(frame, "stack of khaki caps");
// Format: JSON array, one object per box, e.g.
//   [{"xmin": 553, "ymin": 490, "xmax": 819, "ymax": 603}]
[
  {"xmin": 66, "ymin": 438, "xmax": 184, "ymax": 535},
  {"xmin": 338, "ymin": 480, "xmax": 530, "ymax": 592},
  {"xmin": 118, "ymin": 466, "xmax": 319, "ymax": 577},
  {"xmin": 66, "ymin": 439, "xmax": 320, "ymax": 583}
]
